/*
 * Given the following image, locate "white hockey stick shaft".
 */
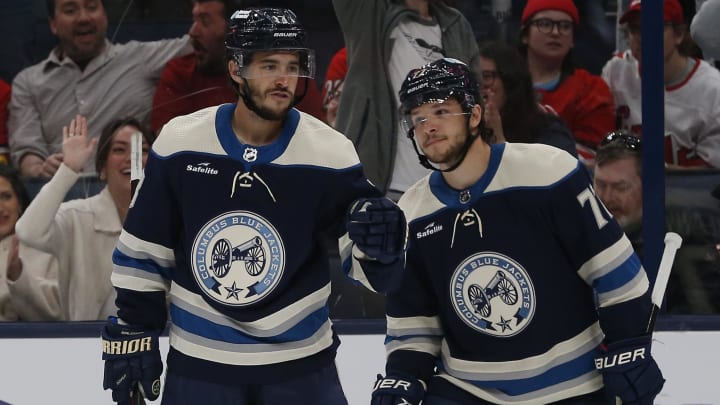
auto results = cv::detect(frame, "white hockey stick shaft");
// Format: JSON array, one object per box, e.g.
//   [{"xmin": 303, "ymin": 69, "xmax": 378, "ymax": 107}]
[
  {"xmin": 129, "ymin": 131, "xmax": 145, "ymax": 404},
  {"xmin": 645, "ymin": 232, "xmax": 683, "ymax": 333},
  {"xmin": 130, "ymin": 131, "xmax": 143, "ymax": 198}
]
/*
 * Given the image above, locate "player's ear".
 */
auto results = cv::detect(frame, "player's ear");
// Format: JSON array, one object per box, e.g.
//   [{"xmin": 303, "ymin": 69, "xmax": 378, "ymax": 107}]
[
  {"xmin": 228, "ymin": 60, "xmax": 241, "ymax": 81},
  {"xmin": 469, "ymin": 104, "xmax": 482, "ymax": 129}
]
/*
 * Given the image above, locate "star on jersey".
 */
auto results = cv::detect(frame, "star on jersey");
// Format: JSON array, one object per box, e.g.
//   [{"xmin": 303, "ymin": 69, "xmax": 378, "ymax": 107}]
[
  {"xmin": 497, "ymin": 316, "xmax": 513, "ymax": 332},
  {"xmin": 225, "ymin": 281, "xmax": 242, "ymax": 300}
]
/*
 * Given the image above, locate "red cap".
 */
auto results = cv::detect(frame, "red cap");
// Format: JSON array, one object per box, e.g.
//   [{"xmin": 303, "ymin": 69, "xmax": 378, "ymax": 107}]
[
  {"xmin": 619, "ymin": 0, "xmax": 685, "ymax": 25},
  {"xmin": 521, "ymin": 0, "xmax": 579, "ymax": 26},
  {"xmin": 321, "ymin": 47, "xmax": 347, "ymax": 107}
]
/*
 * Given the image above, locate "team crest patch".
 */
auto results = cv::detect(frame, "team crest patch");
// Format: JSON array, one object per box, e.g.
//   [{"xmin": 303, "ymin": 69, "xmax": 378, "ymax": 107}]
[
  {"xmin": 191, "ymin": 211, "xmax": 285, "ymax": 306},
  {"xmin": 450, "ymin": 252, "xmax": 535, "ymax": 337}
]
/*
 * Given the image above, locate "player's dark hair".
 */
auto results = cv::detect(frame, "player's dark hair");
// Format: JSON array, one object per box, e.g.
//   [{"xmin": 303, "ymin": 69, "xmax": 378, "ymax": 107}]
[
  {"xmin": 474, "ymin": 41, "xmax": 556, "ymax": 144},
  {"xmin": 0, "ymin": 165, "xmax": 31, "ymax": 214},
  {"xmin": 46, "ymin": 0, "xmax": 107, "ymax": 18},
  {"xmin": 95, "ymin": 117, "xmax": 157, "ymax": 176}
]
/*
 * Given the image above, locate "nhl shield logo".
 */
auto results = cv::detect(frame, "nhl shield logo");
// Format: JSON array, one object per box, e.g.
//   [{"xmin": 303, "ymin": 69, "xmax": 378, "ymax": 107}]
[
  {"xmin": 450, "ymin": 252, "xmax": 535, "ymax": 337},
  {"xmin": 243, "ymin": 147, "xmax": 258, "ymax": 162},
  {"xmin": 191, "ymin": 211, "xmax": 285, "ymax": 306}
]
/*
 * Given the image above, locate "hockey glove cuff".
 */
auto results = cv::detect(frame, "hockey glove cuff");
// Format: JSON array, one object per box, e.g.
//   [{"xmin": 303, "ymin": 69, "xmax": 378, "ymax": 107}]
[
  {"xmin": 595, "ymin": 335, "xmax": 665, "ymax": 405},
  {"xmin": 347, "ymin": 197, "xmax": 407, "ymax": 264},
  {"xmin": 102, "ymin": 317, "xmax": 163, "ymax": 405}
]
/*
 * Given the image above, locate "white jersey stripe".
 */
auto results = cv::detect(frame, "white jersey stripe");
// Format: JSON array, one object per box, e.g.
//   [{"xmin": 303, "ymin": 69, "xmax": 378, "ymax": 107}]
[{"xmin": 169, "ymin": 320, "xmax": 334, "ymax": 365}]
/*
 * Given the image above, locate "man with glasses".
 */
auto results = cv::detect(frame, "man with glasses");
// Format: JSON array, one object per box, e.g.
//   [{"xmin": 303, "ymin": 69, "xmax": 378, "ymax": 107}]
[
  {"xmin": 369, "ymin": 58, "xmax": 664, "ymax": 405},
  {"xmin": 594, "ymin": 131, "xmax": 644, "ymax": 255},
  {"xmin": 100, "ymin": 8, "xmax": 407, "ymax": 404},
  {"xmin": 519, "ymin": 0, "xmax": 616, "ymax": 167},
  {"xmin": 602, "ymin": 0, "xmax": 720, "ymax": 168}
]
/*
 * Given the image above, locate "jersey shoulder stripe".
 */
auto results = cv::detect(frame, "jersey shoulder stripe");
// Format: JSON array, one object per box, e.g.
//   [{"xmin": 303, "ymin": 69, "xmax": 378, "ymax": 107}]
[
  {"xmin": 274, "ymin": 111, "xmax": 362, "ymax": 170},
  {"xmin": 153, "ymin": 104, "xmax": 227, "ymax": 157},
  {"xmin": 485, "ymin": 143, "xmax": 580, "ymax": 193}
]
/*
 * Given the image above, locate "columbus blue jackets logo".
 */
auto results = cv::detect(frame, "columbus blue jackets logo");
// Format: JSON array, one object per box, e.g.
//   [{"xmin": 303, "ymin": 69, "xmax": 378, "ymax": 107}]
[
  {"xmin": 191, "ymin": 211, "xmax": 285, "ymax": 306},
  {"xmin": 450, "ymin": 252, "xmax": 535, "ymax": 337}
]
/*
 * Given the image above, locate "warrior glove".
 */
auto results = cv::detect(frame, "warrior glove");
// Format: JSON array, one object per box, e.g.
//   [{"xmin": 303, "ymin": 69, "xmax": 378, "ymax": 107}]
[
  {"xmin": 102, "ymin": 317, "xmax": 163, "ymax": 405},
  {"xmin": 347, "ymin": 197, "xmax": 407, "ymax": 264},
  {"xmin": 371, "ymin": 374, "xmax": 425, "ymax": 405},
  {"xmin": 595, "ymin": 335, "xmax": 665, "ymax": 405}
]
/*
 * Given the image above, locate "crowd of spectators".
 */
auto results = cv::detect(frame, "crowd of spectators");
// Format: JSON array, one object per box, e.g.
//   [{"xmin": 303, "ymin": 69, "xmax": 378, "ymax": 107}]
[{"xmin": 1, "ymin": 0, "xmax": 719, "ymax": 321}]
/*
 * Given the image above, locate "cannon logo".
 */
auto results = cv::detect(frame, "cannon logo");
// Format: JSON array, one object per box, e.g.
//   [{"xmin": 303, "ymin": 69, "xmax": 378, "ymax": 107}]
[
  {"xmin": 450, "ymin": 252, "xmax": 535, "ymax": 337},
  {"xmin": 191, "ymin": 211, "xmax": 285, "ymax": 306}
]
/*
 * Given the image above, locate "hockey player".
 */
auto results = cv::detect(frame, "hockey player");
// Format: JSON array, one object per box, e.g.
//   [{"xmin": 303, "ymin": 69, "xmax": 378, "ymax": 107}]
[
  {"xmin": 370, "ymin": 58, "xmax": 665, "ymax": 404},
  {"xmin": 100, "ymin": 8, "xmax": 406, "ymax": 405}
]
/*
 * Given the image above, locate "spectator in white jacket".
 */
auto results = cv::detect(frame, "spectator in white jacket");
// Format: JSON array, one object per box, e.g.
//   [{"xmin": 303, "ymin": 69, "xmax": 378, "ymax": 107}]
[
  {"xmin": 0, "ymin": 165, "xmax": 62, "ymax": 321},
  {"xmin": 16, "ymin": 115, "xmax": 155, "ymax": 320}
]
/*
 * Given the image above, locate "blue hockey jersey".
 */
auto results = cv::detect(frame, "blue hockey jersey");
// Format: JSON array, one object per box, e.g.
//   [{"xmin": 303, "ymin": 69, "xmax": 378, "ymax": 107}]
[
  {"xmin": 387, "ymin": 142, "xmax": 651, "ymax": 403},
  {"xmin": 111, "ymin": 104, "xmax": 386, "ymax": 385}
]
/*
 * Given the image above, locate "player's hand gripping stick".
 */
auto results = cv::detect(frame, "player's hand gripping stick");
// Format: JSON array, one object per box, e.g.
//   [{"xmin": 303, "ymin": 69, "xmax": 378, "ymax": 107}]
[{"xmin": 596, "ymin": 232, "xmax": 682, "ymax": 405}]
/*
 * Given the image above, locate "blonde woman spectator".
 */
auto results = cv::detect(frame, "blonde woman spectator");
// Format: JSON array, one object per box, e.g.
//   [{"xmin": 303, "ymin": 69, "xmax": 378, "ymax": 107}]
[
  {"xmin": 0, "ymin": 165, "xmax": 62, "ymax": 321},
  {"xmin": 16, "ymin": 115, "xmax": 155, "ymax": 320}
]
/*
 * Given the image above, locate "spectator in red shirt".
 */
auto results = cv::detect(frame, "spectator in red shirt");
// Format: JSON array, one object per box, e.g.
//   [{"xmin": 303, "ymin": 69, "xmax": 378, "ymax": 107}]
[
  {"xmin": 151, "ymin": 0, "xmax": 324, "ymax": 133},
  {"xmin": 519, "ymin": 0, "xmax": 615, "ymax": 166},
  {"xmin": 321, "ymin": 47, "xmax": 347, "ymax": 128}
]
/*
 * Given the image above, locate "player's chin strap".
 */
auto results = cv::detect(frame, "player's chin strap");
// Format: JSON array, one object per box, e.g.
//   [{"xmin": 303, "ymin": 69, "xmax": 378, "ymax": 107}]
[{"xmin": 407, "ymin": 120, "xmax": 480, "ymax": 173}]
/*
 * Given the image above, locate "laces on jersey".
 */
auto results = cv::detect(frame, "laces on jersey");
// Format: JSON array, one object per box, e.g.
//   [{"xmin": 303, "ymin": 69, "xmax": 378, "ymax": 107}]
[
  {"xmin": 230, "ymin": 171, "xmax": 277, "ymax": 202},
  {"xmin": 450, "ymin": 208, "xmax": 483, "ymax": 248}
]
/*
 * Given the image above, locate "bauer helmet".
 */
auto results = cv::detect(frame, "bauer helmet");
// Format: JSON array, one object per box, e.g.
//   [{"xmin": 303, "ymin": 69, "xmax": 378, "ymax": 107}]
[
  {"xmin": 399, "ymin": 58, "xmax": 480, "ymax": 129},
  {"xmin": 226, "ymin": 8, "xmax": 315, "ymax": 79}
]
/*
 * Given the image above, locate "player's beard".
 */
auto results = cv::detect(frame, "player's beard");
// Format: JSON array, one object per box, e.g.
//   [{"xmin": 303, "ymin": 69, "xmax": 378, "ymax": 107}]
[
  {"xmin": 425, "ymin": 135, "xmax": 467, "ymax": 169},
  {"xmin": 242, "ymin": 83, "xmax": 293, "ymax": 121}
]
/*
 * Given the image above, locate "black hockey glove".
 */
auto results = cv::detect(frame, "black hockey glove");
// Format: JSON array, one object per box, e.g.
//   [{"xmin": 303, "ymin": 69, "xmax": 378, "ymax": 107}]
[
  {"xmin": 102, "ymin": 317, "xmax": 163, "ymax": 405},
  {"xmin": 371, "ymin": 374, "xmax": 425, "ymax": 405},
  {"xmin": 595, "ymin": 335, "xmax": 665, "ymax": 405},
  {"xmin": 347, "ymin": 197, "xmax": 407, "ymax": 264}
]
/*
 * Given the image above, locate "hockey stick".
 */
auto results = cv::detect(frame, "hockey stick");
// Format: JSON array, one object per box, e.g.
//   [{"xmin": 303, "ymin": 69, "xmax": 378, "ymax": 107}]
[
  {"xmin": 129, "ymin": 130, "xmax": 146, "ymax": 405},
  {"xmin": 645, "ymin": 232, "xmax": 683, "ymax": 334},
  {"xmin": 130, "ymin": 131, "xmax": 143, "ymax": 197},
  {"xmin": 612, "ymin": 233, "xmax": 683, "ymax": 405},
  {"xmin": 131, "ymin": 388, "xmax": 146, "ymax": 405}
]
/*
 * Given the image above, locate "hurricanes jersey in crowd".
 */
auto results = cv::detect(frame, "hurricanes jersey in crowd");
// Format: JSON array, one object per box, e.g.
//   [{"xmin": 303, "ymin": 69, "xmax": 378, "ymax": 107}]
[
  {"xmin": 389, "ymin": 143, "xmax": 651, "ymax": 404},
  {"xmin": 602, "ymin": 51, "xmax": 720, "ymax": 168},
  {"xmin": 111, "ymin": 104, "xmax": 383, "ymax": 385}
]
